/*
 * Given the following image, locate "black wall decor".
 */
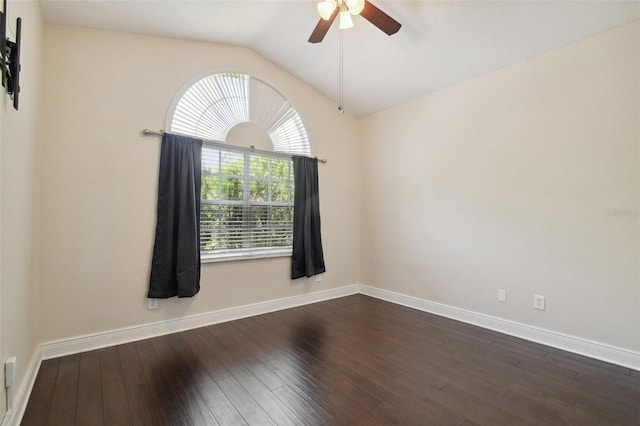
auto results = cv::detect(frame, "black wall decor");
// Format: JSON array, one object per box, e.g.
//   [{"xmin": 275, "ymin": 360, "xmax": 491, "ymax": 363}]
[{"xmin": 1, "ymin": 0, "xmax": 21, "ymax": 110}]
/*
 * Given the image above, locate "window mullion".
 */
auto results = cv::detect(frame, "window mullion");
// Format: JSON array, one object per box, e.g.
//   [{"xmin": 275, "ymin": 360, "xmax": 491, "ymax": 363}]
[
  {"xmin": 242, "ymin": 154, "xmax": 251, "ymax": 249},
  {"xmin": 217, "ymin": 150, "xmax": 222, "ymax": 200},
  {"xmin": 268, "ymin": 159, "xmax": 274, "ymax": 248}
]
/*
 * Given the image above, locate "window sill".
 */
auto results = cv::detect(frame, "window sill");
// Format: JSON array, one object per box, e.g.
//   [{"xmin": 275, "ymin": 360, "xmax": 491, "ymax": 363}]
[{"xmin": 201, "ymin": 249, "xmax": 292, "ymax": 264}]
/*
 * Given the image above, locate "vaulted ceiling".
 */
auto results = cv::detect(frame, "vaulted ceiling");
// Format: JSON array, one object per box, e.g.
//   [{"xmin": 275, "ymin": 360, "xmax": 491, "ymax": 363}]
[{"xmin": 39, "ymin": 0, "xmax": 639, "ymax": 117}]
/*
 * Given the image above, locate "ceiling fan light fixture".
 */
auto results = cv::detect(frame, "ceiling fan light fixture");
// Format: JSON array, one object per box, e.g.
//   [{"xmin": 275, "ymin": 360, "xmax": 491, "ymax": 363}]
[
  {"xmin": 338, "ymin": 10, "xmax": 354, "ymax": 29},
  {"xmin": 308, "ymin": 0, "xmax": 401, "ymax": 44},
  {"xmin": 346, "ymin": 0, "xmax": 365, "ymax": 15},
  {"xmin": 317, "ymin": 0, "xmax": 337, "ymax": 20}
]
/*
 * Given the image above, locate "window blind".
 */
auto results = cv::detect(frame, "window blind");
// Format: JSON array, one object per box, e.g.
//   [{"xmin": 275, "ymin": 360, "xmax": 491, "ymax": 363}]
[
  {"xmin": 172, "ymin": 72, "xmax": 311, "ymax": 156},
  {"xmin": 200, "ymin": 144, "xmax": 294, "ymax": 260}
]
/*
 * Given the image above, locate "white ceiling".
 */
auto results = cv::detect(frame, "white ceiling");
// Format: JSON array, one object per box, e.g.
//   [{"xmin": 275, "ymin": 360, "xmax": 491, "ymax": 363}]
[{"xmin": 39, "ymin": 0, "xmax": 639, "ymax": 117}]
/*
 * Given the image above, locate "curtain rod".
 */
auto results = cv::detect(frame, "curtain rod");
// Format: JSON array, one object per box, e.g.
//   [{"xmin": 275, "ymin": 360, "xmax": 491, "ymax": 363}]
[{"xmin": 142, "ymin": 129, "xmax": 327, "ymax": 164}]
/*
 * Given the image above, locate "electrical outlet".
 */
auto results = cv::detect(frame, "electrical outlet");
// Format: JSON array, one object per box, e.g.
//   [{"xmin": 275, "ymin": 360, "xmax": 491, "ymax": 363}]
[
  {"xmin": 315, "ymin": 274, "xmax": 322, "ymax": 283},
  {"xmin": 148, "ymin": 298, "xmax": 158, "ymax": 310},
  {"xmin": 497, "ymin": 289, "xmax": 506, "ymax": 303},
  {"xmin": 534, "ymin": 295, "xmax": 545, "ymax": 310}
]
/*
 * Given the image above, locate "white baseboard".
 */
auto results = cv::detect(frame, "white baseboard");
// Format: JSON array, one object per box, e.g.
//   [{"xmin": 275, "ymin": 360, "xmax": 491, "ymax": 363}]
[
  {"xmin": 1, "ymin": 349, "xmax": 41, "ymax": 426},
  {"xmin": 40, "ymin": 282, "xmax": 640, "ymax": 368},
  {"xmin": 41, "ymin": 284, "xmax": 360, "ymax": 360},
  {"xmin": 359, "ymin": 284, "xmax": 640, "ymax": 371}
]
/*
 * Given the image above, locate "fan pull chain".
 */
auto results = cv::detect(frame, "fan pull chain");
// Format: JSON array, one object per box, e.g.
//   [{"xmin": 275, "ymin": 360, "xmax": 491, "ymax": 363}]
[{"xmin": 338, "ymin": 29, "xmax": 344, "ymax": 114}]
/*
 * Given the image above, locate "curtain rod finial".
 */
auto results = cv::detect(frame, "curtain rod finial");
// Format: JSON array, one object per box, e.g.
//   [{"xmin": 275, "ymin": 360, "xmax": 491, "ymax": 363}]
[{"xmin": 142, "ymin": 129, "xmax": 165, "ymax": 136}]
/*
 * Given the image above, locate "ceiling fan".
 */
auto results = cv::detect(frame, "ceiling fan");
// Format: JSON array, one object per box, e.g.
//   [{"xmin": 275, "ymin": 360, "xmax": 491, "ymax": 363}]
[{"xmin": 309, "ymin": 0, "xmax": 401, "ymax": 43}]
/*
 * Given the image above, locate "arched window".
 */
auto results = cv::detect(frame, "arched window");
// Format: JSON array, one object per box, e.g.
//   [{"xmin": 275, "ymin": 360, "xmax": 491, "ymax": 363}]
[
  {"xmin": 170, "ymin": 72, "xmax": 311, "ymax": 154},
  {"xmin": 168, "ymin": 72, "xmax": 311, "ymax": 261}
]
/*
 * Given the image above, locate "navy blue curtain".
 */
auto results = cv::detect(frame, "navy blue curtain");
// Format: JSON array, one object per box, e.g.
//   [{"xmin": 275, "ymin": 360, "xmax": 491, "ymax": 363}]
[
  {"xmin": 148, "ymin": 133, "xmax": 202, "ymax": 298},
  {"xmin": 291, "ymin": 156, "xmax": 326, "ymax": 279}
]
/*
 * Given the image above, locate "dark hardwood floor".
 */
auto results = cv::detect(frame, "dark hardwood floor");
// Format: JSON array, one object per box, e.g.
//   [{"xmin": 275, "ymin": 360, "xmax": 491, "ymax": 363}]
[{"xmin": 22, "ymin": 295, "xmax": 640, "ymax": 425}]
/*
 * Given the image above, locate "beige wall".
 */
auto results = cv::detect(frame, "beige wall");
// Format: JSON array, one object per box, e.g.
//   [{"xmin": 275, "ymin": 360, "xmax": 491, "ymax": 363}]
[
  {"xmin": 40, "ymin": 25, "xmax": 361, "ymax": 342},
  {"xmin": 0, "ymin": 0, "xmax": 44, "ymax": 419},
  {"xmin": 361, "ymin": 21, "xmax": 639, "ymax": 351}
]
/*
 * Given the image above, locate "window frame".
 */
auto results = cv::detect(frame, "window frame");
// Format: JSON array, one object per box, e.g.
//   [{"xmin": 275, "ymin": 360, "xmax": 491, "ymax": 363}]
[
  {"xmin": 199, "ymin": 142, "xmax": 295, "ymax": 263},
  {"xmin": 166, "ymin": 70, "xmax": 311, "ymax": 263}
]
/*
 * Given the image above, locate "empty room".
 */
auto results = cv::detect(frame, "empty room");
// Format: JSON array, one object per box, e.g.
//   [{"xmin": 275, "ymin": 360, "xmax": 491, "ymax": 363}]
[{"xmin": 0, "ymin": 0, "xmax": 638, "ymax": 425}]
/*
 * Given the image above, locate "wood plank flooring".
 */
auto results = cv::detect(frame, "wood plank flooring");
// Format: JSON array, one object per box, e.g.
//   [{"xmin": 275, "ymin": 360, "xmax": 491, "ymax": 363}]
[{"xmin": 22, "ymin": 295, "xmax": 640, "ymax": 425}]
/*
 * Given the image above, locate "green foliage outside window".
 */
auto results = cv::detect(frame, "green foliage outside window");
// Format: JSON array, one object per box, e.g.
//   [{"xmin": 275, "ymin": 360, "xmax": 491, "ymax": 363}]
[{"xmin": 200, "ymin": 149, "xmax": 294, "ymax": 255}]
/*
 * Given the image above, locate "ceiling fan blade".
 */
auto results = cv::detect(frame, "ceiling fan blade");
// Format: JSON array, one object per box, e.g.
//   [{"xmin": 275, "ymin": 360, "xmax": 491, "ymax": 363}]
[
  {"xmin": 360, "ymin": 1, "xmax": 401, "ymax": 36},
  {"xmin": 308, "ymin": 8, "xmax": 339, "ymax": 43}
]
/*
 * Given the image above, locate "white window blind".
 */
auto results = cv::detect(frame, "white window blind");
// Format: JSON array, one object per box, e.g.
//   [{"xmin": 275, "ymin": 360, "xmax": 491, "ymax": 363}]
[
  {"xmin": 172, "ymin": 72, "xmax": 311, "ymax": 154},
  {"xmin": 200, "ymin": 144, "xmax": 294, "ymax": 260}
]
